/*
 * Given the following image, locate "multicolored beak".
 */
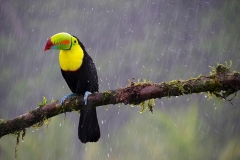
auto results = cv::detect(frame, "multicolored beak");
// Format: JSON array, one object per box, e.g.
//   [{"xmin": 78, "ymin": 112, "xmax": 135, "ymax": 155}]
[
  {"xmin": 44, "ymin": 39, "xmax": 54, "ymax": 52},
  {"xmin": 44, "ymin": 32, "xmax": 72, "ymax": 52}
]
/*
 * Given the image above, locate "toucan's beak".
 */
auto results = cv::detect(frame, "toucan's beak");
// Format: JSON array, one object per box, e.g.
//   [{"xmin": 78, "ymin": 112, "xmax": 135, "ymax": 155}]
[
  {"xmin": 44, "ymin": 32, "xmax": 72, "ymax": 52},
  {"xmin": 44, "ymin": 39, "xmax": 53, "ymax": 52}
]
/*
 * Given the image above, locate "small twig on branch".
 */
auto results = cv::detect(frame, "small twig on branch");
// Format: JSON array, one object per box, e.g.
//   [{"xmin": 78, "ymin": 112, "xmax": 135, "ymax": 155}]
[{"xmin": 0, "ymin": 64, "xmax": 239, "ymax": 138}]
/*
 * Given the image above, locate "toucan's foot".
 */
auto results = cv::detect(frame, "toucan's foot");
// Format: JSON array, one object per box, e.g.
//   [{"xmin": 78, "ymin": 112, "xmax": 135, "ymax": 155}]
[
  {"xmin": 84, "ymin": 91, "xmax": 92, "ymax": 105},
  {"xmin": 60, "ymin": 93, "xmax": 77, "ymax": 106}
]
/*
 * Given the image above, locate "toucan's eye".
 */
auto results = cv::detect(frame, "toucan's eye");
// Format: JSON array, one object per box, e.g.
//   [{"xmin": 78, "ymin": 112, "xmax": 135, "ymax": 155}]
[{"xmin": 74, "ymin": 40, "xmax": 76, "ymax": 43}]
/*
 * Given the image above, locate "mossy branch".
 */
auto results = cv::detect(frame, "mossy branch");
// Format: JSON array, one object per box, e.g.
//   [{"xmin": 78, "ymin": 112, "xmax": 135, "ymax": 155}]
[{"xmin": 0, "ymin": 64, "xmax": 240, "ymax": 138}]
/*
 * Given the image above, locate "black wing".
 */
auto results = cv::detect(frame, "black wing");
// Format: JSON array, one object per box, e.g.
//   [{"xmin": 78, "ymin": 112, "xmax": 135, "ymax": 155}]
[{"xmin": 81, "ymin": 51, "xmax": 99, "ymax": 93}]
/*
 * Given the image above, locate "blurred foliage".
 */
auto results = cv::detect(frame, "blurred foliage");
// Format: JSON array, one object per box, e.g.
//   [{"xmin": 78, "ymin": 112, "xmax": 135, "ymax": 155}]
[
  {"xmin": 220, "ymin": 138, "xmax": 240, "ymax": 160},
  {"xmin": 106, "ymin": 104, "xmax": 200, "ymax": 160},
  {"xmin": 0, "ymin": 0, "xmax": 239, "ymax": 159},
  {"xmin": 0, "ymin": 116, "xmax": 79, "ymax": 160}
]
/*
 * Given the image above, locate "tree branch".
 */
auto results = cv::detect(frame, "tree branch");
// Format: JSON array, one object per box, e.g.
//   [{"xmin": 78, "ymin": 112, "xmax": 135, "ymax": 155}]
[{"xmin": 0, "ymin": 64, "xmax": 239, "ymax": 138}]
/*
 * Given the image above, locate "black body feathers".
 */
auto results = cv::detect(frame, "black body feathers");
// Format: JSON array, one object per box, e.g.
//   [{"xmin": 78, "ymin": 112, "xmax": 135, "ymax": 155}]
[{"xmin": 61, "ymin": 37, "xmax": 100, "ymax": 143}]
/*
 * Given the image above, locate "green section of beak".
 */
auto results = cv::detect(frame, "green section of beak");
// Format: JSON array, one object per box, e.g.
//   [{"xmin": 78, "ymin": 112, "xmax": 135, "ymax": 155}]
[{"xmin": 45, "ymin": 32, "xmax": 72, "ymax": 51}]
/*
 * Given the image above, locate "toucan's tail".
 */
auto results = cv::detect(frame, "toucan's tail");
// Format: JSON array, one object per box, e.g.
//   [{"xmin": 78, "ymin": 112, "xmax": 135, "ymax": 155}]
[{"xmin": 78, "ymin": 108, "xmax": 100, "ymax": 143}]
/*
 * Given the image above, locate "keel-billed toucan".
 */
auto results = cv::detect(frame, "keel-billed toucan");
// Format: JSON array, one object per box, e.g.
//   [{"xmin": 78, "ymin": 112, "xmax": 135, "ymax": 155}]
[{"xmin": 44, "ymin": 32, "xmax": 100, "ymax": 143}]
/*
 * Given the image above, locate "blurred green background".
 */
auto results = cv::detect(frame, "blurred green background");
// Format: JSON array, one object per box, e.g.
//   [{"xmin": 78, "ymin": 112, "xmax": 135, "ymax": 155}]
[{"xmin": 0, "ymin": 0, "xmax": 240, "ymax": 159}]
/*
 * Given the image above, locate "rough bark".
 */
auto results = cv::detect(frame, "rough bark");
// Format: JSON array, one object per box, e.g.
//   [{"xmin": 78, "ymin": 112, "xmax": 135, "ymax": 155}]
[{"xmin": 0, "ymin": 64, "xmax": 239, "ymax": 138}]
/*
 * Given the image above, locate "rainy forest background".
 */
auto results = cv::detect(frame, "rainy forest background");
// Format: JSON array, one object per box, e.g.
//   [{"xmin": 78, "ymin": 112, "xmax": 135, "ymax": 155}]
[{"xmin": 0, "ymin": 0, "xmax": 240, "ymax": 159}]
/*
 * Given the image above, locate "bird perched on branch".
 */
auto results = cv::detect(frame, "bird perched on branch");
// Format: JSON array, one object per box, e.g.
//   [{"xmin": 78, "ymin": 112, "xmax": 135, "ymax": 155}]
[{"xmin": 44, "ymin": 32, "xmax": 100, "ymax": 143}]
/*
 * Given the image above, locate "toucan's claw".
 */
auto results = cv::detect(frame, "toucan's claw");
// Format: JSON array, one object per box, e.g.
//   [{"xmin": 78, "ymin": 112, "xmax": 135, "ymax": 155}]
[
  {"xmin": 60, "ymin": 93, "xmax": 77, "ymax": 106},
  {"xmin": 84, "ymin": 91, "xmax": 92, "ymax": 105}
]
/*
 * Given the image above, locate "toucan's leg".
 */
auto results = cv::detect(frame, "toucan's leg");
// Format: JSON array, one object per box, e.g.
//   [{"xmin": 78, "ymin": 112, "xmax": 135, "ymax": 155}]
[
  {"xmin": 60, "ymin": 93, "xmax": 77, "ymax": 106},
  {"xmin": 83, "ymin": 91, "xmax": 92, "ymax": 105}
]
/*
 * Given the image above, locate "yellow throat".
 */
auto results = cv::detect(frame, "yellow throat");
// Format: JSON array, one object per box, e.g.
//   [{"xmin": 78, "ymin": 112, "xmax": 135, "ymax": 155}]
[{"xmin": 59, "ymin": 45, "xmax": 84, "ymax": 71}]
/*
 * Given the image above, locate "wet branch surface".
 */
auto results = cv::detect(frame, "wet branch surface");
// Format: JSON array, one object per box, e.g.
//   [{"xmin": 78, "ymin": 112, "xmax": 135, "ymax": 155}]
[{"xmin": 0, "ymin": 65, "xmax": 240, "ymax": 138}]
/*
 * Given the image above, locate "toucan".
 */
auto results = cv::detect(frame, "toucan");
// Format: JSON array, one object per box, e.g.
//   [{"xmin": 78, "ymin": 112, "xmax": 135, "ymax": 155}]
[{"xmin": 44, "ymin": 32, "xmax": 100, "ymax": 143}]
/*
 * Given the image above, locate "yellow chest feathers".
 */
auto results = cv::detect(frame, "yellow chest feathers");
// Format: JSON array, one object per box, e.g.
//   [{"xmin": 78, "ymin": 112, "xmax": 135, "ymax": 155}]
[{"xmin": 59, "ymin": 45, "xmax": 84, "ymax": 71}]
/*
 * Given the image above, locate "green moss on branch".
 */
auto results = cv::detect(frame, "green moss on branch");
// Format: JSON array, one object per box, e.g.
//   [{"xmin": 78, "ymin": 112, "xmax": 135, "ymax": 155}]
[{"xmin": 0, "ymin": 63, "xmax": 239, "ymax": 139}]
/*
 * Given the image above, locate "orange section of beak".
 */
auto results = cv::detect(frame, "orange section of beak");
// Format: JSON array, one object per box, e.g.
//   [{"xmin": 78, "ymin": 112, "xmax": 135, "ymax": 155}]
[
  {"xmin": 59, "ymin": 40, "xmax": 70, "ymax": 45},
  {"xmin": 44, "ymin": 39, "xmax": 54, "ymax": 52}
]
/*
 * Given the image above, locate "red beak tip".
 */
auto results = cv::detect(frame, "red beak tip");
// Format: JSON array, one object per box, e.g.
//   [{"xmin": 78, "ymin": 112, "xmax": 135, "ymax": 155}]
[{"xmin": 44, "ymin": 38, "xmax": 53, "ymax": 52}]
